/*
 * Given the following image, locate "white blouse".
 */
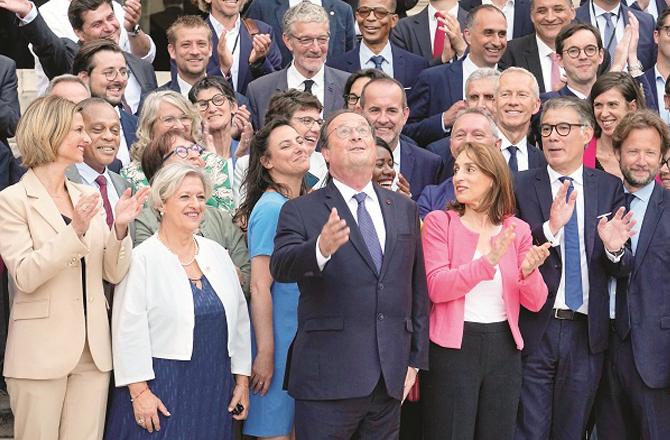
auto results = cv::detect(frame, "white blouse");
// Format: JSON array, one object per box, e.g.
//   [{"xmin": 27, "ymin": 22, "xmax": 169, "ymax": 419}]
[
  {"xmin": 463, "ymin": 250, "xmax": 507, "ymax": 323},
  {"xmin": 111, "ymin": 234, "xmax": 251, "ymax": 386}
]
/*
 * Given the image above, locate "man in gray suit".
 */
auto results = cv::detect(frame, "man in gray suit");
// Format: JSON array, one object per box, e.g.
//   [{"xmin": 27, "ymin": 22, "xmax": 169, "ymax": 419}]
[{"xmin": 246, "ymin": 1, "xmax": 349, "ymax": 128}]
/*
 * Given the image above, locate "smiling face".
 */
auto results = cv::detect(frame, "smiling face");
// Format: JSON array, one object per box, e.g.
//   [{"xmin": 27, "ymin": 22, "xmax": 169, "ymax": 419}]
[
  {"xmin": 464, "ymin": 8, "xmax": 508, "ymax": 67},
  {"xmin": 195, "ymin": 87, "xmax": 235, "ymax": 133},
  {"xmin": 261, "ymin": 124, "xmax": 311, "ymax": 181},
  {"xmin": 73, "ymin": 2, "xmax": 121, "ymax": 44},
  {"xmin": 360, "ymin": 81, "xmax": 409, "ymax": 150},
  {"xmin": 83, "ymin": 50, "xmax": 128, "ymax": 106},
  {"xmin": 495, "ymin": 71, "xmax": 541, "ymax": 132},
  {"xmin": 57, "ymin": 113, "xmax": 91, "ymax": 165},
  {"xmin": 162, "ymin": 175, "xmax": 207, "ymax": 233},
  {"xmin": 163, "ymin": 135, "xmax": 206, "ymax": 169},
  {"xmin": 284, "ymin": 21, "xmax": 330, "ymax": 77},
  {"xmin": 153, "ymin": 102, "xmax": 194, "ymax": 139},
  {"xmin": 453, "ymin": 149, "xmax": 494, "ymax": 208},
  {"xmin": 290, "ymin": 108, "xmax": 322, "ymax": 153},
  {"xmin": 616, "ymin": 127, "xmax": 663, "ymax": 191},
  {"xmin": 531, "ymin": 0, "xmax": 575, "ymax": 47},
  {"xmin": 593, "ymin": 88, "xmax": 637, "ymax": 138},
  {"xmin": 451, "ymin": 113, "xmax": 500, "ymax": 155},
  {"xmin": 356, "ymin": 0, "xmax": 398, "ymax": 48},
  {"xmin": 168, "ymin": 25, "xmax": 212, "ymax": 79},
  {"xmin": 559, "ymin": 29, "xmax": 604, "ymax": 87},
  {"xmin": 208, "ymin": 0, "xmax": 244, "ymax": 18},
  {"xmin": 541, "ymin": 107, "xmax": 593, "ymax": 175},
  {"xmin": 321, "ymin": 112, "xmax": 377, "ymax": 180},
  {"xmin": 82, "ymin": 102, "xmax": 120, "ymax": 172},
  {"xmin": 373, "ymin": 145, "xmax": 396, "ymax": 189}
]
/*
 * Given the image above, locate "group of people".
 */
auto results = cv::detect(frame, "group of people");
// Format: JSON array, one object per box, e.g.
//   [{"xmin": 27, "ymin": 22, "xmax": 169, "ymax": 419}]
[{"xmin": 0, "ymin": 0, "xmax": 669, "ymax": 439}]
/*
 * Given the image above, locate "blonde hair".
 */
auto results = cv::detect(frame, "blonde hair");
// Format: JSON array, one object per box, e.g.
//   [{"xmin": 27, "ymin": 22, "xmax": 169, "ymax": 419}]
[
  {"xmin": 131, "ymin": 90, "xmax": 202, "ymax": 162},
  {"xmin": 148, "ymin": 163, "xmax": 213, "ymax": 213},
  {"xmin": 16, "ymin": 96, "xmax": 81, "ymax": 168}
]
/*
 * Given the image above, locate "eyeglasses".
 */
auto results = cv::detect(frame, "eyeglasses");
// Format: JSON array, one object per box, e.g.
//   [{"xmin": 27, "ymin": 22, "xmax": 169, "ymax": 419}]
[
  {"xmin": 563, "ymin": 44, "xmax": 599, "ymax": 59},
  {"xmin": 661, "ymin": 156, "xmax": 670, "ymax": 170},
  {"xmin": 159, "ymin": 114, "xmax": 192, "ymax": 127},
  {"xmin": 99, "ymin": 68, "xmax": 129, "ymax": 81},
  {"xmin": 195, "ymin": 94, "xmax": 229, "ymax": 111},
  {"xmin": 658, "ymin": 25, "xmax": 670, "ymax": 37},
  {"xmin": 293, "ymin": 116, "xmax": 324, "ymax": 128},
  {"xmin": 290, "ymin": 34, "xmax": 330, "ymax": 47},
  {"xmin": 162, "ymin": 144, "xmax": 204, "ymax": 160},
  {"xmin": 356, "ymin": 6, "xmax": 393, "ymax": 19},
  {"xmin": 540, "ymin": 123, "xmax": 587, "ymax": 137},
  {"xmin": 327, "ymin": 124, "xmax": 373, "ymax": 139},
  {"xmin": 344, "ymin": 93, "xmax": 361, "ymax": 105}
]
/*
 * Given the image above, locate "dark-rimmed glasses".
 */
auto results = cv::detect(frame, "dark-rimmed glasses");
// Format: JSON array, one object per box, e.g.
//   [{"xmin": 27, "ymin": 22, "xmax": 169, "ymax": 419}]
[
  {"xmin": 563, "ymin": 45, "xmax": 599, "ymax": 59},
  {"xmin": 195, "ymin": 94, "xmax": 229, "ymax": 111},
  {"xmin": 356, "ymin": 6, "xmax": 393, "ymax": 19},
  {"xmin": 344, "ymin": 93, "xmax": 361, "ymax": 105},
  {"xmin": 162, "ymin": 144, "xmax": 204, "ymax": 161},
  {"xmin": 661, "ymin": 156, "xmax": 670, "ymax": 170},
  {"xmin": 540, "ymin": 123, "xmax": 587, "ymax": 137}
]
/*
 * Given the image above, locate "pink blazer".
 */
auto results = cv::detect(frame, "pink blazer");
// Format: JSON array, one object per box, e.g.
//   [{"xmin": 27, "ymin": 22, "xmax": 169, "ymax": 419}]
[{"xmin": 421, "ymin": 210, "xmax": 548, "ymax": 350}]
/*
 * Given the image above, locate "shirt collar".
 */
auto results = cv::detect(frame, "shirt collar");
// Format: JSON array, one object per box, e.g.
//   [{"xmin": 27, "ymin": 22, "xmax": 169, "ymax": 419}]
[
  {"xmin": 176, "ymin": 74, "xmax": 193, "ymax": 97},
  {"xmin": 536, "ymin": 34, "xmax": 555, "ymax": 58},
  {"xmin": 593, "ymin": 2, "xmax": 620, "ymax": 18},
  {"xmin": 428, "ymin": 3, "xmax": 439, "ymax": 20},
  {"xmin": 547, "ymin": 164, "xmax": 584, "ymax": 186},
  {"xmin": 464, "ymin": 53, "xmax": 496, "ymax": 70},
  {"xmin": 208, "ymin": 13, "xmax": 240, "ymax": 37},
  {"xmin": 75, "ymin": 162, "xmax": 108, "ymax": 186},
  {"xmin": 655, "ymin": 64, "xmax": 665, "ymax": 81},
  {"xmin": 566, "ymin": 86, "xmax": 588, "ymax": 99},
  {"xmin": 626, "ymin": 179, "xmax": 656, "ymax": 203},
  {"xmin": 287, "ymin": 62, "xmax": 325, "ymax": 89},
  {"xmin": 500, "ymin": 133, "xmax": 528, "ymax": 155},
  {"xmin": 332, "ymin": 178, "xmax": 378, "ymax": 204},
  {"xmin": 360, "ymin": 41, "xmax": 393, "ymax": 64}
]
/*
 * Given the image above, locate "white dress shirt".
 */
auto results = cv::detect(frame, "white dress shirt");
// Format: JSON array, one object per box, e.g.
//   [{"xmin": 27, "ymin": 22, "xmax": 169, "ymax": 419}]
[
  {"xmin": 566, "ymin": 86, "xmax": 588, "ymax": 99},
  {"xmin": 500, "ymin": 134, "xmax": 530, "ymax": 171},
  {"xmin": 287, "ymin": 63, "xmax": 326, "ymax": 110},
  {"xmin": 655, "ymin": 65, "xmax": 670, "ymax": 125},
  {"xmin": 428, "ymin": 2, "xmax": 460, "ymax": 53},
  {"xmin": 536, "ymin": 35, "xmax": 564, "ymax": 93},
  {"xmin": 209, "ymin": 14, "xmax": 241, "ymax": 91},
  {"xmin": 359, "ymin": 41, "xmax": 394, "ymax": 78},
  {"xmin": 112, "ymin": 235, "xmax": 251, "ymax": 386},
  {"xmin": 482, "ymin": 0, "xmax": 515, "ymax": 39},
  {"xmin": 316, "ymin": 179, "xmax": 386, "ymax": 269},
  {"xmin": 542, "ymin": 165, "xmax": 590, "ymax": 314},
  {"xmin": 590, "ymin": 2, "xmax": 625, "ymax": 55},
  {"xmin": 74, "ymin": 162, "xmax": 120, "ymax": 208},
  {"xmin": 176, "ymin": 74, "xmax": 193, "ymax": 97},
  {"xmin": 114, "ymin": 107, "xmax": 130, "ymax": 166}
]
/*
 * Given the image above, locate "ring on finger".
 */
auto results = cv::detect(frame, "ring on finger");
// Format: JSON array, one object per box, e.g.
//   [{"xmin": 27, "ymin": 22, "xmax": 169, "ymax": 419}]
[{"xmin": 136, "ymin": 418, "xmax": 144, "ymax": 425}]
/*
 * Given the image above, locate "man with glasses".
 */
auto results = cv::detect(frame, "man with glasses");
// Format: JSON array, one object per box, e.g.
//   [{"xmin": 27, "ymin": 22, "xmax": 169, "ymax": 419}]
[
  {"xmin": 72, "ymin": 39, "xmax": 139, "ymax": 166},
  {"xmin": 327, "ymin": 0, "xmax": 427, "ymax": 89},
  {"xmin": 270, "ymin": 109, "xmax": 428, "ymax": 438},
  {"xmin": 642, "ymin": 10, "xmax": 670, "ymax": 124},
  {"xmin": 514, "ymin": 96, "xmax": 635, "ymax": 440},
  {"xmin": 247, "ymin": 2, "xmax": 349, "ymax": 128}
]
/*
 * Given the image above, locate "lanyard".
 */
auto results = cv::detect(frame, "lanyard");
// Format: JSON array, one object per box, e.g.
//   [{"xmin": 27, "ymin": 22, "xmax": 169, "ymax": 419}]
[{"xmin": 591, "ymin": 1, "xmax": 622, "ymax": 53}]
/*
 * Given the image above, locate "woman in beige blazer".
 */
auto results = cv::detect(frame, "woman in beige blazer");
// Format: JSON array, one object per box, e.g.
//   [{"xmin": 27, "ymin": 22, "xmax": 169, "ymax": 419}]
[{"xmin": 0, "ymin": 96, "xmax": 148, "ymax": 440}]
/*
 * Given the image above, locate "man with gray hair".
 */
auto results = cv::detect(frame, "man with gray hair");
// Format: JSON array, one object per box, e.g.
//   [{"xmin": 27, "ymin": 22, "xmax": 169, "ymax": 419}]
[
  {"xmin": 45, "ymin": 73, "xmax": 90, "ymax": 103},
  {"xmin": 246, "ymin": 1, "xmax": 350, "ymax": 128}
]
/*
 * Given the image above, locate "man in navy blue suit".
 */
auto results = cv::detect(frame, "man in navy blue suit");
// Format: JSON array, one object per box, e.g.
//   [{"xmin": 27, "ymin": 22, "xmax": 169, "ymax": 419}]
[
  {"xmin": 270, "ymin": 110, "xmax": 429, "ymax": 438},
  {"xmin": 327, "ymin": 0, "xmax": 428, "ymax": 89},
  {"xmin": 643, "ymin": 9, "xmax": 670, "ymax": 122},
  {"xmin": 514, "ymin": 97, "xmax": 635, "ymax": 440},
  {"xmin": 404, "ymin": 5, "xmax": 507, "ymax": 146},
  {"xmin": 360, "ymin": 78, "xmax": 443, "ymax": 200},
  {"xmin": 594, "ymin": 110, "xmax": 670, "ymax": 440}
]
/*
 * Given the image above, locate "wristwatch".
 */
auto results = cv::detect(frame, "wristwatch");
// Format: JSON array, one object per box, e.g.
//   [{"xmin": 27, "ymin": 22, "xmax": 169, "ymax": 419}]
[{"xmin": 129, "ymin": 23, "xmax": 142, "ymax": 36}]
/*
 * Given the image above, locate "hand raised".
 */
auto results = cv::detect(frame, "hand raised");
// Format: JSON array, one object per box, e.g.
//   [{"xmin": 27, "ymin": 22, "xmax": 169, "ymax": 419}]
[
  {"xmin": 249, "ymin": 33, "xmax": 272, "ymax": 64},
  {"xmin": 0, "ymin": 0, "xmax": 33, "ymax": 18},
  {"xmin": 442, "ymin": 100, "xmax": 467, "ymax": 128},
  {"xmin": 122, "ymin": 0, "xmax": 142, "ymax": 32},
  {"xmin": 549, "ymin": 180, "xmax": 577, "ymax": 236},
  {"xmin": 72, "ymin": 193, "xmax": 101, "ymax": 238},
  {"xmin": 217, "ymin": 30, "xmax": 234, "ymax": 74},
  {"xmin": 521, "ymin": 242, "xmax": 551, "ymax": 278},
  {"xmin": 485, "ymin": 225, "xmax": 516, "ymax": 266},
  {"xmin": 597, "ymin": 207, "xmax": 636, "ymax": 253},
  {"xmin": 396, "ymin": 173, "xmax": 412, "ymax": 198},
  {"xmin": 318, "ymin": 208, "xmax": 350, "ymax": 258}
]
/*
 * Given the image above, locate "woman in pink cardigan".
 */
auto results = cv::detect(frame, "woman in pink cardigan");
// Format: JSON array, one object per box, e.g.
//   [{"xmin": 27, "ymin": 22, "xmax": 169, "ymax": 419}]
[{"xmin": 421, "ymin": 142, "xmax": 550, "ymax": 440}]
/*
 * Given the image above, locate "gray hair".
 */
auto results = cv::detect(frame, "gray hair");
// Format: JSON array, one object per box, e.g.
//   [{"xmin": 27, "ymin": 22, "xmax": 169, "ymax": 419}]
[
  {"xmin": 148, "ymin": 163, "xmax": 213, "ymax": 214},
  {"xmin": 454, "ymin": 107, "xmax": 500, "ymax": 139},
  {"xmin": 465, "ymin": 68, "xmax": 501, "ymax": 93},
  {"xmin": 44, "ymin": 74, "xmax": 88, "ymax": 96},
  {"xmin": 542, "ymin": 96, "xmax": 595, "ymax": 128},
  {"xmin": 498, "ymin": 67, "xmax": 540, "ymax": 99},
  {"xmin": 282, "ymin": 1, "xmax": 329, "ymax": 36}
]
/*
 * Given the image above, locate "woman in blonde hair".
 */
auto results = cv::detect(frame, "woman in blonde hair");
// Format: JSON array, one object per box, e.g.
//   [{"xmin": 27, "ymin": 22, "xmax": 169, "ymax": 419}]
[
  {"xmin": 120, "ymin": 90, "xmax": 235, "ymax": 213},
  {"xmin": 0, "ymin": 95, "xmax": 147, "ymax": 440}
]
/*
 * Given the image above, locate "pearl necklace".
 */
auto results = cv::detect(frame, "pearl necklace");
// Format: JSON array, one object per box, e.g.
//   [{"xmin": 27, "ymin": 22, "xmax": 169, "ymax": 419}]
[{"xmin": 158, "ymin": 234, "xmax": 199, "ymax": 266}]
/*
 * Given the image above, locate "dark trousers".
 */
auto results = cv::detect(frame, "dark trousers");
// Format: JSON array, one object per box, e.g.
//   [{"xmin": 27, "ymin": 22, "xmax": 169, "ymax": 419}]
[
  {"xmin": 595, "ymin": 329, "xmax": 670, "ymax": 440},
  {"xmin": 422, "ymin": 321, "xmax": 522, "ymax": 440},
  {"xmin": 515, "ymin": 317, "xmax": 604, "ymax": 440},
  {"xmin": 295, "ymin": 376, "xmax": 401, "ymax": 440}
]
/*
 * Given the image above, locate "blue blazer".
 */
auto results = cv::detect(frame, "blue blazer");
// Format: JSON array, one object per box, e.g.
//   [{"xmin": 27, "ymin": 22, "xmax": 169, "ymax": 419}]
[
  {"xmin": 269, "ymin": 182, "xmax": 429, "ymax": 401},
  {"xmin": 426, "ymin": 136, "xmax": 453, "ymax": 175},
  {"xmin": 575, "ymin": 2, "xmax": 657, "ymax": 72},
  {"xmin": 399, "ymin": 136, "xmax": 444, "ymax": 201},
  {"xmin": 643, "ymin": 67, "xmax": 662, "ymax": 112},
  {"xmin": 404, "ymin": 60, "xmax": 464, "ymax": 146},
  {"xmin": 514, "ymin": 166, "xmax": 633, "ymax": 355},
  {"xmin": 616, "ymin": 184, "xmax": 670, "ymax": 388},
  {"xmin": 459, "ymin": 0, "xmax": 534, "ymax": 39},
  {"xmin": 417, "ymin": 177, "xmax": 455, "ymax": 219},
  {"xmin": 326, "ymin": 43, "xmax": 428, "ymax": 89},
  {"xmin": 120, "ymin": 109, "xmax": 138, "ymax": 153},
  {"xmin": 205, "ymin": 17, "xmax": 283, "ymax": 95},
  {"xmin": 245, "ymin": 0, "xmax": 356, "ymax": 67}
]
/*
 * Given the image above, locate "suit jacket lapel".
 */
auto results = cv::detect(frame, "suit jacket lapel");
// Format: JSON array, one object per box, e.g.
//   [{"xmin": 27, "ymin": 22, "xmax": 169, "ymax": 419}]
[
  {"xmin": 119, "ymin": 110, "xmax": 137, "ymax": 147},
  {"xmin": 24, "ymin": 170, "xmax": 67, "ymax": 233},
  {"xmin": 399, "ymin": 142, "xmax": 415, "ymax": 185},
  {"xmin": 535, "ymin": 168, "xmax": 553, "ymax": 224},
  {"xmin": 391, "ymin": 44, "xmax": 404, "ymax": 83},
  {"xmin": 452, "ymin": 62, "xmax": 464, "ymax": 100},
  {"xmin": 632, "ymin": 184, "xmax": 664, "ymax": 277},
  {"xmin": 207, "ymin": 18, "xmax": 220, "ymax": 71},
  {"xmin": 324, "ymin": 68, "xmax": 337, "ymax": 115},
  {"xmin": 526, "ymin": 36, "xmax": 545, "ymax": 93},
  {"xmin": 110, "ymin": 172, "xmax": 130, "ymax": 197},
  {"xmin": 64, "ymin": 165, "xmax": 83, "ymax": 184},
  {"xmin": 414, "ymin": 8, "xmax": 432, "ymax": 60},
  {"xmin": 238, "ymin": 25, "xmax": 252, "ymax": 90},
  {"xmin": 323, "ymin": 183, "xmax": 379, "ymax": 275},
  {"xmin": 583, "ymin": 168, "xmax": 598, "ymax": 261},
  {"xmin": 351, "ymin": 45, "xmax": 362, "ymax": 71},
  {"xmin": 376, "ymin": 186, "xmax": 395, "ymax": 278}
]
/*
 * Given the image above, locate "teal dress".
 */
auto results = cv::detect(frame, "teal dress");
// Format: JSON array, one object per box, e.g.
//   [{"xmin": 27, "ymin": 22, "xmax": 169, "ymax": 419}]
[{"xmin": 243, "ymin": 192, "xmax": 299, "ymax": 437}]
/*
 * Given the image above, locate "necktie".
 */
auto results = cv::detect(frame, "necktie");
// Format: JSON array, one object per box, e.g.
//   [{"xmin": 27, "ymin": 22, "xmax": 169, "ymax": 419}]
[
  {"xmin": 303, "ymin": 79, "xmax": 315, "ymax": 95},
  {"xmin": 95, "ymin": 175, "xmax": 114, "ymax": 229},
  {"xmin": 370, "ymin": 55, "xmax": 385, "ymax": 71},
  {"xmin": 624, "ymin": 192, "xmax": 636, "ymax": 253},
  {"xmin": 559, "ymin": 176, "xmax": 584, "ymax": 311},
  {"xmin": 549, "ymin": 52, "xmax": 562, "ymax": 91},
  {"xmin": 507, "ymin": 145, "xmax": 519, "ymax": 173},
  {"xmin": 433, "ymin": 11, "xmax": 446, "ymax": 59},
  {"xmin": 602, "ymin": 12, "xmax": 616, "ymax": 59},
  {"xmin": 353, "ymin": 192, "xmax": 383, "ymax": 272},
  {"xmin": 119, "ymin": 96, "xmax": 132, "ymax": 115}
]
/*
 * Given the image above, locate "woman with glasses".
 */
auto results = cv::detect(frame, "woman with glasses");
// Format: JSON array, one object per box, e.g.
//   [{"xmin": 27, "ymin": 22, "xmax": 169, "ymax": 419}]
[
  {"xmin": 121, "ymin": 90, "xmax": 235, "ymax": 213},
  {"xmin": 236, "ymin": 119, "xmax": 310, "ymax": 439},
  {"xmin": 342, "ymin": 68, "xmax": 390, "ymax": 111}
]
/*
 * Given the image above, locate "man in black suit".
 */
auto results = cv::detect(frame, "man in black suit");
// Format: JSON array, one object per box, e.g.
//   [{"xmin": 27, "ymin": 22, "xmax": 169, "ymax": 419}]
[
  {"xmin": 500, "ymin": 0, "xmax": 576, "ymax": 93},
  {"xmin": 0, "ymin": 54, "xmax": 19, "ymax": 148},
  {"xmin": 514, "ymin": 97, "xmax": 635, "ymax": 440},
  {"xmin": 460, "ymin": 0, "xmax": 534, "ymax": 39},
  {"xmin": 360, "ymin": 77, "xmax": 443, "ymax": 200},
  {"xmin": 270, "ymin": 110, "xmax": 428, "ymax": 438}
]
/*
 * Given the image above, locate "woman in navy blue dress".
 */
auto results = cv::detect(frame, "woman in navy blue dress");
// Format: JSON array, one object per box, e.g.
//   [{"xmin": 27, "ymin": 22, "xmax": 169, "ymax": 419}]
[{"xmin": 105, "ymin": 164, "xmax": 251, "ymax": 439}]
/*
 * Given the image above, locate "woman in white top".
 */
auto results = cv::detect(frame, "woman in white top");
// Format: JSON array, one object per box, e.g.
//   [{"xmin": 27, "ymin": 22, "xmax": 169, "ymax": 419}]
[{"xmin": 106, "ymin": 164, "xmax": 251, "ymax": 439}]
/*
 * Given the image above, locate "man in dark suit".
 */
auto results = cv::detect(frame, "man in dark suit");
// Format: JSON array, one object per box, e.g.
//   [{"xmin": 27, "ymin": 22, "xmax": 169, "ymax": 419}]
[
  {"xmin": 270, "ymin": 110, "xmax": 429, "ymax": 438},
  {"xmin": 643, "ymin": 9, "xmax": 670, "ymax": 122},
  {"xmin": 246, "ymin": 0, "xmax": 356, "ymax": 66},
  {"xmin": 500, "ymin": 0, "xmax": 576, "ymax": 93},
  {"xmin": 628, "ymin": 0, "xmax": 667, "ymax": 21},
  {"xmin": 1, "ymin": 0, "xmax": 157, "ymax": 114},
  {"xmin": 460, "ymin": 0, "xmax": 534, "ymax": 39},
  {"xmin": 390, "ymin": 0, "xmax": 469, "ymax": 64},
  {"xmin": 0, "ymin": 54, "xmax": 19, "ymax": 148},
  {"xmin": 594, "ymin": 110, "xmax": 670, "ymax": 440},
  {"xmin": 246, "ymin": 2, "xmax": 349, "ymax": 128},
  {"xmin": 327, "ymin": 0, "xmax": 428, "ymax": 89},
  {"xmin": 404, "ymin": 5, "xmax": 507, "ymax": 146},
  {"xmin": 575, "ymin": 0, "xmax": 657, "ymax": 71},
  {"xmin": 514, "ymin": 97, "xmax": 635, "ymax": 440},
  {"xmin": 361, "ymin": 78, "xmax": 443, "ymax": 201},
  {"xmin": 72, "ymin": 40, "xmax": 140, "ymax": 168}
]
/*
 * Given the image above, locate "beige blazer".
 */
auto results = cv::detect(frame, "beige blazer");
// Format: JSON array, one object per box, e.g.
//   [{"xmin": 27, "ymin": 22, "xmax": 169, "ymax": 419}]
[{"xmin": 0, "ymin": 169, "xmax": 132, "ymax": 380}]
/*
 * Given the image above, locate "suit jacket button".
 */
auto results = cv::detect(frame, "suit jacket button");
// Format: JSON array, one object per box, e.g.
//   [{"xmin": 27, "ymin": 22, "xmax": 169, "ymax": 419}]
[
  {"xmin": 377, "ymin": 313, "xmax": 384, "ymax": 321},
  {"xmin": 378, "ymin": 283, "xmax": 383, "ymax": 290}
]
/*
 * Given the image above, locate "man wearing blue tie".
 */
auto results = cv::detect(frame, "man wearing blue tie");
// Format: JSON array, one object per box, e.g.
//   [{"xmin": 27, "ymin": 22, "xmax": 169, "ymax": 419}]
[
  {"xmin": 513, "ymin": 97, "xmax": 636, "ymax": 440},
  {"xmin": 595, "ymin": 110, "xmax": 670, "ymax": 440}
]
